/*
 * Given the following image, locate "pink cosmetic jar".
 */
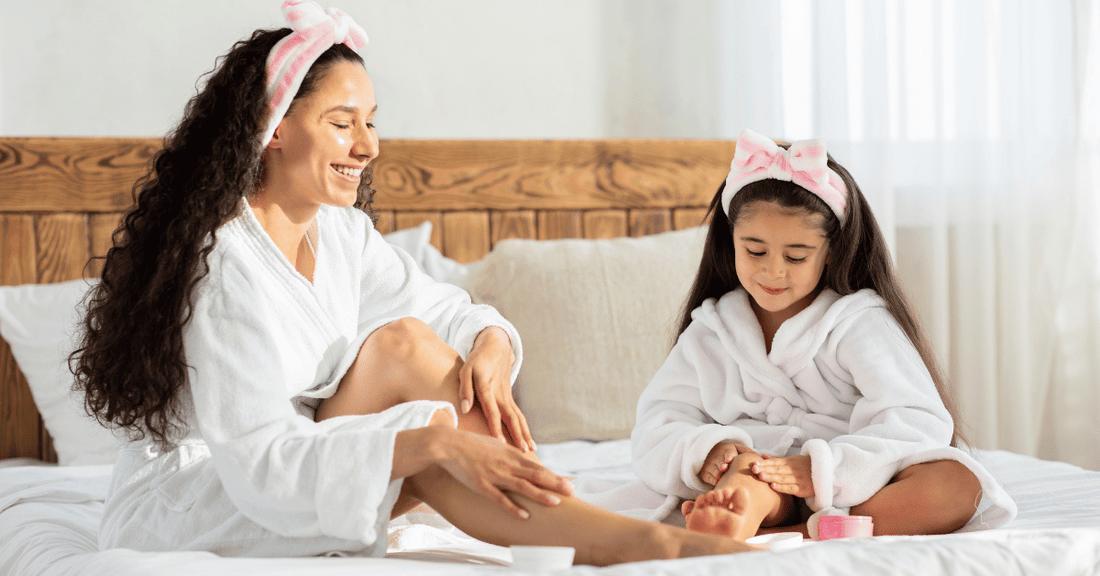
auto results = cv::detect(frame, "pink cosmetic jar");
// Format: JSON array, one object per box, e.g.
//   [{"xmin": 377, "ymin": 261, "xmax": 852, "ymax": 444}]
[{"xmin": 817, "ymin": 515, "xmax": 874, "ymax": 540}]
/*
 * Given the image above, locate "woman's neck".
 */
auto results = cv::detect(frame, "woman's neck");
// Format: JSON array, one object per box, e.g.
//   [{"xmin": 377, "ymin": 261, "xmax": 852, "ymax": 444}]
[{"xmin": 248, "ymin": 185, "xmax": 319, "ymax": 282}]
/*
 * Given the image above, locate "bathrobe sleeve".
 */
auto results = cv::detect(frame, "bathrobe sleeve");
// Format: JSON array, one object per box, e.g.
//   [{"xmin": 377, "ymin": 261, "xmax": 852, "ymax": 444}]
[
  {"xmin": 356, "ymin": 225, "xmax": 522, "ymax": 383},
  {"xmin": 631, "ymin": 312, "xmax": 755, "ymax": 498},
  {"xmin": 185, "ymin": 262, "xmax": 452, "ymax": 545},
  {"xmin": 800, "ymin": 307, "xmax": 955, "ymax": 510}
]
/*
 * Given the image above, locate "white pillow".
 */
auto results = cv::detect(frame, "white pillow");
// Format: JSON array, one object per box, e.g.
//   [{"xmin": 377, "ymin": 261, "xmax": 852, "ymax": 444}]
[
  {"xmin": 461, "ymin": 227, "xmax": 707, "ymax": 443},
  {"xmin": 0, "ymin": 222, "xmax": 454, "ymax": 465},
  {"xmin": 381, "ymin": 220, "xmax": 468, "ymax": 285},
  {"xmin": 0, "ymin": 278, "xmax": 117, "ymax": 466}
]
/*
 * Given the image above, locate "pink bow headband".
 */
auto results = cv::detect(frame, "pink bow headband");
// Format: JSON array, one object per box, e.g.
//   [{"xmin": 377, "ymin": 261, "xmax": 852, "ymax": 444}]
[
  {"xmin": 722, "ymin": 129, "xmax": 848, "ymax": 224},
  {"xmin": 261, "ymin": 0, "xmax": 369, "ymax": 147}
]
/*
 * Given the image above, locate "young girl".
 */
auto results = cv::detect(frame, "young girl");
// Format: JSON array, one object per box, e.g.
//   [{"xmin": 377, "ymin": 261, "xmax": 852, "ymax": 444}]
[
  {"xmin": 630, "ymin": 129, "xmax": 1016, "ymax": 540},
  {"xmin": 73, "ymin": 0, "xmax": 755, "ymax": 564}
]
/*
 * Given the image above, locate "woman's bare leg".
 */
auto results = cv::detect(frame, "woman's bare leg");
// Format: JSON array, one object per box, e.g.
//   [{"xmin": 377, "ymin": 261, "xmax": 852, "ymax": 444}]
[
  {"xmin": 850, "ymin": 459, "xmax": 981, "ymax": 535},
  {"xmin": 403, "ymin": 464, "xmax": 754, "ymax": 566},
  {"xmin": 680, "ymin": 453, "xmax": 795, "ymax": 540},
  {"xmin": 317, "ymin": 318, "xmax": 495, "ymax": 438},
  {"xmin": 315, "ymin": 318, "xmax": 756, "ymax": 564}
]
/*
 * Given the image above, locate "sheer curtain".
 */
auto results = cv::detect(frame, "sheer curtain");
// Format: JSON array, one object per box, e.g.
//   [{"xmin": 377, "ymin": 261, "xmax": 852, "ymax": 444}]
[{"xmin": 604, "ymin": 0, "xmax": 1100, "ymax": 469}]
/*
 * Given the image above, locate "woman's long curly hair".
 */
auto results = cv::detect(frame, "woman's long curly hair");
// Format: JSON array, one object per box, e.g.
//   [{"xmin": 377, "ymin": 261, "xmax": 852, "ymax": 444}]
[
  {"xmin": 72, "ymin": 28, "xmax": 375, "ymax": 448},
  {"xmin": 678, "ymin": 151, "xmax": 966, "ymax": 446}
]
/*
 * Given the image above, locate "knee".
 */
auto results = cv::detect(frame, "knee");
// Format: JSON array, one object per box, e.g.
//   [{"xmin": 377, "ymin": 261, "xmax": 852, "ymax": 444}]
[
  {"xmin": 365, "ymin": 317, "xmax": 439, "ymax": 365},
  {"xmin": 902, "ymin": 460, "xmax": 982, "ymax": 529}
]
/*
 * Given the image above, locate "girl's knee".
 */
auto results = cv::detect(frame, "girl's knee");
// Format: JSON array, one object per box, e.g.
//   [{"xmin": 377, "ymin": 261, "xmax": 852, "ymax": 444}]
[{"xmin": 897, "ymin": 460, "xmax": 981, "ymax": 531}]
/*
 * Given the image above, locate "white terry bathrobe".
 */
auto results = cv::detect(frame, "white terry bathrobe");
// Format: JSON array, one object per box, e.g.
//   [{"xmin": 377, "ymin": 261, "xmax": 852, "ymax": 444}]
[
  {"xmin": 629, "ymin": 287, "xmax": 1016, "ymax": 531},
  {"xmin": 98, "ymin": 201, "xmax": 521, "ymax": 557}
]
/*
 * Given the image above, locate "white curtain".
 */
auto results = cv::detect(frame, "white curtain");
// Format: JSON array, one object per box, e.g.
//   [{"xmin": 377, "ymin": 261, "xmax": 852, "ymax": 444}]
[{"xmin": 605, "ymin": 0, "xmax": 1100, "ymax": 469}]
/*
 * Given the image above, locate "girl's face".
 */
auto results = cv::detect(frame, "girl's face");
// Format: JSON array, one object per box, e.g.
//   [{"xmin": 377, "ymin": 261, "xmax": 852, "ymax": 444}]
[
  {"xmin": 267, "ymin": 60, "xmax": 378, "ymax": 208},
  {"xmin": 732, "ymin": 201, "xmax": 830, "ymax": 326}
]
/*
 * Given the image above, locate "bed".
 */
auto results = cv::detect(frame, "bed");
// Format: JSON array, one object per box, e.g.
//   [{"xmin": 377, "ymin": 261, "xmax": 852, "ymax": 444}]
[{"xmin": 2, "ymin": 137, "xmax": 1099, "ymax": 576}]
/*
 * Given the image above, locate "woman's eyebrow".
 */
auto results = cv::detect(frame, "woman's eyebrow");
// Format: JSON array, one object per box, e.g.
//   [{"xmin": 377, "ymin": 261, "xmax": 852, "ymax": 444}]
[{"xmin": 323, "ymin": 104, "xmax": 378, "ymax": 115}]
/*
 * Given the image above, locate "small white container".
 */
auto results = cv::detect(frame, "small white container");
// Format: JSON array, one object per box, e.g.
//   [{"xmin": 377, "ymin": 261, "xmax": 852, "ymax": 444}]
[
  {"xmin": 509, "ymin": 545, "xmax": 576, "ymax": 571},
  {"xmin": 746, "ymin": 532, "xmax": 804, "ymax": 550}
]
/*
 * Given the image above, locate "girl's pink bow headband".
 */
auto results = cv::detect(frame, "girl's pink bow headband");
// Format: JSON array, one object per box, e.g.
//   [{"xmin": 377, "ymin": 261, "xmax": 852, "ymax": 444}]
[
  {"xmin": 722, "ymin": 129, "xmax": 848, "ymax": 224},
  {"xmin": 261, "ymin": 0, "xmax": 369, "ymax": 147}
]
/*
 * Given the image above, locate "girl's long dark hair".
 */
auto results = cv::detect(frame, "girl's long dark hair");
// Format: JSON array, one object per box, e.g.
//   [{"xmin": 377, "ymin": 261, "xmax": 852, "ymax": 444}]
[
  {"xmin": 678, "ymin": 152, "xmax": 965, "ymax": 445},
  {"xmin": 72, "ymin": 29, "xmax": 375, "ymax": 448}
]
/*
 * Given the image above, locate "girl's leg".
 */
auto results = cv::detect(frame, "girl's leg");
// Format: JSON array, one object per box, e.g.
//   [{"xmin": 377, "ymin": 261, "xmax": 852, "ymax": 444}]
[
  {"xmin": 850, "ymin": 460, "xmax": 981, "ymax": 535},
  {"xmin": 314, "ymin": 318, "xmax": 756, "ymax": 563},
  {"xmin": 681, "ymin": 453, "xmax": 796, "ymax": 540}
]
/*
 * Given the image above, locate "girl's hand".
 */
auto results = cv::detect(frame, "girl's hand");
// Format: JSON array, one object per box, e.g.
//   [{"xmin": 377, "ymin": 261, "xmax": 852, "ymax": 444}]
[
  {"xmin": 751, "ymin": 454, "xmax": 815, "ymax": 498},
  {"xmin": 460, "ymin": 327, "xmax": 535, "ymax": 452},
  {"xmin": 432, "ymin": 425, "xmax": 574, "ymax": 519},
  {"xmin": 700, "ymin": 442, "xmax": 757, "ymax": 486}
]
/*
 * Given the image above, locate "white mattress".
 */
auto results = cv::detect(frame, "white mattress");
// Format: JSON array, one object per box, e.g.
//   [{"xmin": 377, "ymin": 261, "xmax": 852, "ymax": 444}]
[{"xmin": 2, "ymin": 441, "xmax": 1099, "ymax": 576}]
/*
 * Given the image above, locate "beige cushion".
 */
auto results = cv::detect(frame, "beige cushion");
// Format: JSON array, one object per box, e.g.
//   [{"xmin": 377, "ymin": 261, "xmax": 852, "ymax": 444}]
[{"xmin": 461, "ymin": 227, "xmax": 706, "ymax": 443}]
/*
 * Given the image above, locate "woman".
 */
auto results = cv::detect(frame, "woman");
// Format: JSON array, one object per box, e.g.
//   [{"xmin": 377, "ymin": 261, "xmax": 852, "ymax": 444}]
[{"xmin": 73, "ymin": 1, "xmax": 754, "ymax": 565}]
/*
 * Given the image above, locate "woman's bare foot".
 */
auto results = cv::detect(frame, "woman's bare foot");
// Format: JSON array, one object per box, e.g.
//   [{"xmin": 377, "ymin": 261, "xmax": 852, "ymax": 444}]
[{"xmin": 683, "ymin": 487, "xmax": 757, "ymax": 540}]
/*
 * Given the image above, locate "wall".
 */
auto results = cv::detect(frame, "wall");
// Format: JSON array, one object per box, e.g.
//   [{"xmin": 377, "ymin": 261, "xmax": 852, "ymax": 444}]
[{"xmin": 0, "ymin": 0, "xmax": 626, "ymax": 138}]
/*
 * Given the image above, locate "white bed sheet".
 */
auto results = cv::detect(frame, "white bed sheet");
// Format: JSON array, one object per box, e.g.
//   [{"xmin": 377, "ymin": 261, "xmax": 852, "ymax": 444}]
[{"xmin": 2, "ymin": 441, "xmax": 1099, "ymax": 576}]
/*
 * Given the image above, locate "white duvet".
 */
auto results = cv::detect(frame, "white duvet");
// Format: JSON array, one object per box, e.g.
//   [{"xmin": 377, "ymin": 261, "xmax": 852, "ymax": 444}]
[{"xmin": 2, "ymin": 441, "xmax": 1099, "ymax": 576}]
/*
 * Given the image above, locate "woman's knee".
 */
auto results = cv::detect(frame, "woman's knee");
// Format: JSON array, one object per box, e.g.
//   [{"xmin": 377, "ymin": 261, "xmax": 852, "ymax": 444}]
[{"xmin": 366, "ymin": 317, "xmax": 440, "ymax": 363}]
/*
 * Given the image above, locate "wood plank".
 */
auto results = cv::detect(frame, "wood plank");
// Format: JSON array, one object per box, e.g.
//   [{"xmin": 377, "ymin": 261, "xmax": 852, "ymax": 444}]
[
  {"xmin": 583, "ymin": 210, "xmax": 629, "ymax": 239},
  {"xmin": 537, "ymin": 211, "xmax": 583, "ymax": 240},
  {"xmin": 441, "ymin": 212, "xmax": 491, "ymax": 263},
  {"xmin": 394, "ymin": 211, "xmax": 443, "ymax": 252},
  {"xmin": 0, "ymin": 138, "xmax": 156, "ymax": 212},
  {"xmin": 373, "ymin": 211, "xmax": 396, "ymax": 235},
  {"xmin": 2, "ymin": 138, "xmax": 734, "ymax": 213},
  {"xmin": 88, "ymin": 212, "xmax": 124, "ymax": 277},
  {"xmin": 372, "ymin": 139, "xmax": 735, "ymax": 211},
  {"xmin": 0, "ymin": 339, "xmax": 41, "ymax": 460},
  {"xmin": 0, "ymin": 215, "xmax": 36, "ymax": 286},
  {"xmin": 673, "ymin": 207, "xmax": 711, "ymax": 230},
  {"xmin": 629, "ymin": 209, "xmax": 672, "ymax": 237},
  {"xmin": 0, "ymin": 214, "xmax": 41, "ymax": 460},
  {"xmin": 36, "ymin": 214, "xmax": 91, "ymax": 282},
  {"xmin": 490, "ymin": 210, "xmax": 536, "ymax": 244}
]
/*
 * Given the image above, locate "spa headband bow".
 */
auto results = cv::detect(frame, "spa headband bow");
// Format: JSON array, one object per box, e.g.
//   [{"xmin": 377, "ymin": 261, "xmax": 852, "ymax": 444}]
[
  {"xmin": 722, "ymin": 129, "xmax": 848, "ymax": 224},
  {"xmin": 261, "ymin": 0, "xmax": 369, "ymax": 147}
]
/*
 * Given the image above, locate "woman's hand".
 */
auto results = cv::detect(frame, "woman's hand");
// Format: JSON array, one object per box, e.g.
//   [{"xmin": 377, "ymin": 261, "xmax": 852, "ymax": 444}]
[
  {"xmin": 431, "ymin": 425, "xmax": 574, "ymax": 519},
  {"xmin": 751, "ymin": 454, "xmax": 815, "ymax": 498},
  {"xmin": 460, "ymin": 327, "xmax": 535, "ymax": 451},
  {"xmin": 700, "ymin": 442, "xmax": 757, "ymax": 486}
]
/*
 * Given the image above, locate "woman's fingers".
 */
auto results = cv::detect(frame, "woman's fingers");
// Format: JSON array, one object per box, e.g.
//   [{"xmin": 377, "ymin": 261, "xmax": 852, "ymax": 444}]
[
  {"xmin": 501, "ymin": 403, "xmax": 530, "ymax": 452},
  {"xmin": 480, "ymin": 480, "xmax": 530, "ymax": 519},
  {"xmin": 457, "ymin": 367, "xmax": 475, "ymax": 414}
]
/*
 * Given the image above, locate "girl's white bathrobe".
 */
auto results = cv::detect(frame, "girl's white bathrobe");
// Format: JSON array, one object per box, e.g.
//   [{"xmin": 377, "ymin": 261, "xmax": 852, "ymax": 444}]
[
  {"xmin": 98, "ymin": 202, "xmax": 522, "ymax": 557},
  {"xmin": 629, "ymin": 287, "xmax": 1016, "ymax": 531}
]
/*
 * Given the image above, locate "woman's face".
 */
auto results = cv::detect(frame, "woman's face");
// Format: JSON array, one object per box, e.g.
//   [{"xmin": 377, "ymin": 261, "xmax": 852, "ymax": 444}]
[
  {"xmin": 267, "ymin": 60, "xmax": 378, "ymax": 208},
  {"xmin": 732, "ymin": 200, "xmax": 830, "ymax": 326}
]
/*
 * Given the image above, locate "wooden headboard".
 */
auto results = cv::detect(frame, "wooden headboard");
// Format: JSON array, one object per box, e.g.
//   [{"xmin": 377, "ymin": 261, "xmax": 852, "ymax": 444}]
[{"xmin": 0, "ymin": 137, "xmax": 734, "ymax": 462}]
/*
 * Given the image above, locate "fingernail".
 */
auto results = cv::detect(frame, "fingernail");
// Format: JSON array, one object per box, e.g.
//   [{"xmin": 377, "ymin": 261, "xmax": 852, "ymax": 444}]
[
  {"xmin": 564, "ymin": 480, "xmax": 575, "ymax": 493},
  {"xmin": 461, "ymin": 400, "xmax": 471, "ymax": 413},
  {"xmin": 547, "ymin": 495, "xmax": 561, "ymax": 505},
  {"xmin": 519, "ymin": 509, "xmax": 530, "ymax": 519},
  {"xmin": 498, "ymin": 436, "xmax": 507, "ymax": 444}
]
